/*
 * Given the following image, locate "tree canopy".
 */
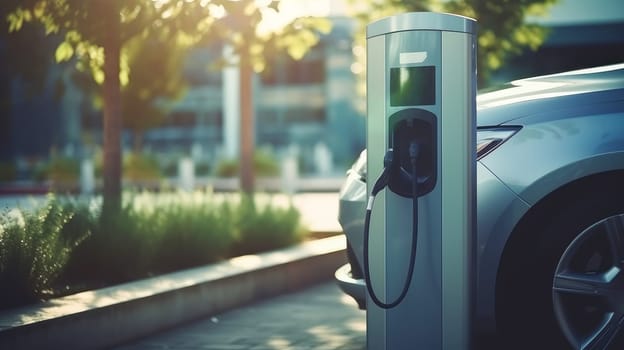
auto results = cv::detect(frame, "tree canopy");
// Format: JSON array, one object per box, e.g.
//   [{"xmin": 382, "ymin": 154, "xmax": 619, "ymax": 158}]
[
  {"xmin": 349, "ymin": 0, "xmax": 558, "ymax": 86},
  {"xmin": 7, "ymin": 0, "xmax": 330, "ymax": 211},
  {"xmin": 1, "ymin": 0, "xmax": 66, "ymax": 161}
]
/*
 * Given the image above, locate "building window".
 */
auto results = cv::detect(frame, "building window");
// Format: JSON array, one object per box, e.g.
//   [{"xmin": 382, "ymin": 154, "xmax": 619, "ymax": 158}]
[
  {"xmin": 261, "ymin": 45, "xmax": 325, "ymax": 85},
  {"xmin": 285, "ymin": 108, "xmax": 325, "ymax": 123},
  {"xmin": 167, "ymin": 111, "xmax": 196, "ymax": 127}
]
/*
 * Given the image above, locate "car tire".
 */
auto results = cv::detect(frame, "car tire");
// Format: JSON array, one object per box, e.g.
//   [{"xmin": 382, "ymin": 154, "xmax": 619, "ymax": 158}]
[{"xmin": 496, "ymin": 183, "xmax": 624, "ymax": 350}]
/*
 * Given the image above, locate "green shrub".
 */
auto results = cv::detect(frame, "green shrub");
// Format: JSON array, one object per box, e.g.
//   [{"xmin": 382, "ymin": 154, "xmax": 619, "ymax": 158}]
[
  {"xmin": 231, "ymin": 195, "xmax": 303, "ymax": 256},
  {"xmin": 62, "ymin": 191, "xmax": 236, "ymax": 283},
  {"xmin": 214, "ymin": 149, "xmax": 280, "ymax": 177},
  {"xmin": 153, "ymin": 196, "xmax": 235, "ymax": 273},
  {"xmin": 195, "ymin": 161, "xmax": 212, "ymax": 176},
  {"xmin": 161, "ymin": 160, "xmax": 179, "ymax": 177},
  {"xmin": 0, "ymin": 197, "xmax": 86, "ymax": 308},
  {"xmin": 124, "ymin": 152, "xmax": 162, "ymax": 182},
  {"xmin": 253, "ymin": 149, "xmax": 280, "ymax": 177},
  {"xmin": 62, "ymin": 198, "xmax": 159, "ymax": 286},
  {"xmin": 32, "ymin": 156, "xmax": 80, "ymax": 185},
  {"xmin": 31, "ymin": 161, "xmax": 48, "ymax": 183},
  {"xmin": 0, "ymin": 191, "xmax": 306, "ymax": 309},
  {"xmin": 0, "ymin": 162, "xmax": 16, "ymax": 182},
  {"xmin": 214, "ymin": 158, "xmax": 238, "ymax": 177},
  {"xmin": 58, "ymin": 199, "xmax": 96, "ymax": 244}
]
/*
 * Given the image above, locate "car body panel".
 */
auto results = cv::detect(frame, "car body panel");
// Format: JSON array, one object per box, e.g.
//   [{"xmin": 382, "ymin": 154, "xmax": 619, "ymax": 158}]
[
  {"xmin": 484, "ymin": 108, "xmax": 624, "ymax": 205},
  {"xmin": 337, "ymin": 169, "xmax": 367, "ymax": 268},
  {"xmin": 477, "ymin": 64, "xmax": 624, "ymax": 127},
  {"xmin": 473, "ymin": 162, "xmax": 531, "ymax": 331},
  {"xmin": 335, "ymin": 263, "xmax": 366, "ymax": 303}
]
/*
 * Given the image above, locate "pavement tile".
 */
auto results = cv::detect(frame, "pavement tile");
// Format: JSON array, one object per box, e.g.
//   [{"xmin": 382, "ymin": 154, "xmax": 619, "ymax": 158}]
[{"xmin": 112, "ymin": 283, "xmax": 365, "ymax": 350}]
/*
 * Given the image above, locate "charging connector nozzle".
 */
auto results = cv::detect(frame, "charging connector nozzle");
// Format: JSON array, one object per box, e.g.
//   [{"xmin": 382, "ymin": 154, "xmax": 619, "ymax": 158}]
[
  {"xmin": 384, "ymin": 149, "xmax": 395, "ymax": 169},
  {"xmin": 369, "ymin": 149, "xmax": 395, "ymax": 197}
]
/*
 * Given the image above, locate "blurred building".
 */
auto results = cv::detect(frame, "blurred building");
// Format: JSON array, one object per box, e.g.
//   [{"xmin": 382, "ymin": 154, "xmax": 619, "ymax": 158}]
[
  {"xmin": 145, "ymin": 16, "xmax": 365, "ymax": 175},
  {"xmin": 491, "ymin": 0, "xmax": 624, "ymax": 83},
  {"xmin": 0, "ymin": 14, "xmax": 366, "ymax": 181},
  {"xmin": 1, "ymin": 0, "xmax": 623, "ymax": 181}
]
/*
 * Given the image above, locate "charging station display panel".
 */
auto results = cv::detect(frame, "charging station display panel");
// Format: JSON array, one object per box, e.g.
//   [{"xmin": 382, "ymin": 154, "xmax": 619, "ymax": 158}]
[{"xmin": 390, "ymin": 66, "xmax": 436, "ymax": 106}]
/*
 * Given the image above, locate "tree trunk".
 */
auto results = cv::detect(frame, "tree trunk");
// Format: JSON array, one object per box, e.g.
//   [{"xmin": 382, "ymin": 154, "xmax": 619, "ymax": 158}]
[
  {"xmin": 100, "ymin": 0, "xmax": 122, "ymax": 218},
  {"xmin": 239, "ymin": 56, "xmax": 255, "ymax": 193},
  {"xmin": 132, "ymin": 129, "xmax": 143, "ymax": 154}
]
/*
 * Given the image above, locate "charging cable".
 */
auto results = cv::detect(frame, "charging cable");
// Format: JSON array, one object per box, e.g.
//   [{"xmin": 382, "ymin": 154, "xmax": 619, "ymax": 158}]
[{"xmin": 363, "ymin": 143, "xmax": 420, "ymax": 309}]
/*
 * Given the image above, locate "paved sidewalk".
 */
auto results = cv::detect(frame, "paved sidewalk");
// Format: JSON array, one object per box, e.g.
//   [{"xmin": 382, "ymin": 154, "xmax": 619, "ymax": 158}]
[{"xmin": 113, "ymin": 283, "xmax": 365, "ymax": 350}]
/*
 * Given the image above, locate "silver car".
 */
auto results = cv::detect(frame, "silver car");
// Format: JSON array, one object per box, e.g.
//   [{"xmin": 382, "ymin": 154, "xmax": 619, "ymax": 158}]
[{"xmin": 335, "ymin": 64, "xmax": 624, "ymax": 349}]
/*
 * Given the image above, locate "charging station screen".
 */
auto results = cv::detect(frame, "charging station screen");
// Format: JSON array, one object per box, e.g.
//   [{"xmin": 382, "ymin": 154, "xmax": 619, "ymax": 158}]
[{"xmin": 390, "ymin": 66, "xmax": 435, "ymax": 106}]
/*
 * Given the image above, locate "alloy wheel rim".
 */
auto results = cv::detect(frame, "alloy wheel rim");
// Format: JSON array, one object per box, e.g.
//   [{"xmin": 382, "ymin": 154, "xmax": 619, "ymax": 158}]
[{"xmin": 553, "ymin": 213, "xmax": 624, "ymax": 350}]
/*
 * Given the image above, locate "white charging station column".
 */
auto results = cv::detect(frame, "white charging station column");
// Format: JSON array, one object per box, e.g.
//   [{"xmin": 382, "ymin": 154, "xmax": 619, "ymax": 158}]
[{"xmin": 366, "ymin": 13, "xmax": 477, "ymax": 349}]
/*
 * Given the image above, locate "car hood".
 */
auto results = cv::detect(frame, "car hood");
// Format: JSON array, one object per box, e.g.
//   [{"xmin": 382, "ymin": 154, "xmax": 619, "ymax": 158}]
[{"xmin": 477, "ymin": 64, "xmax": 624, "ymax": 127}]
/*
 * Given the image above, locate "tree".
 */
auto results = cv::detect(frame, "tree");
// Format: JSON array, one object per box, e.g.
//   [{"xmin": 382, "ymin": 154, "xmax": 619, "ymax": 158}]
[
  {"xmin": 0, "ymin": 0, "xmax": 63, "ymax": 162},
  {"xmin": 348, "ymin": 0, "xmax": 558, "ymax": 87},
  {"xmin": 7, "ymin": 0, "xmax": 330, "ymax": 206},
  {"xmin": 7, "ymin": 0, "xmax": 234, "ymax": 217},
  {"xmin": 9, "ymin": 1, "xmax": 122, "ymax": 216},
  {"xmin": 207, "ymin": 1, "xmax": 331, "ymax": 193},
  {"xmin": 121, "ymin": 35, "xmax": 188, "ymax": 153}
]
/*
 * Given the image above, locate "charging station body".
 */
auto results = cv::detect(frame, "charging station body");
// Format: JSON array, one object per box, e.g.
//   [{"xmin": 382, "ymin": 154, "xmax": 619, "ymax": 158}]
[{"xmin": 366, "ymin": 13, "xmax": 477, "ymax": 349}]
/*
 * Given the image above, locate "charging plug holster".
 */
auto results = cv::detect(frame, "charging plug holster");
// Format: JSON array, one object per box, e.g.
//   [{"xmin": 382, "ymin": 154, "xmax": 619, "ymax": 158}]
[{"xmin": 388, "ymin": 108, "xmax": 437, "ymax": 198}]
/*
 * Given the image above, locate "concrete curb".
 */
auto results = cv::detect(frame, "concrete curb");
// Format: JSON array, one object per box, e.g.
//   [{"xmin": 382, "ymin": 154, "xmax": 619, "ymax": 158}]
[{"xmin": 0, "ymin": 236, "xmax": 346, "ymax": 350}]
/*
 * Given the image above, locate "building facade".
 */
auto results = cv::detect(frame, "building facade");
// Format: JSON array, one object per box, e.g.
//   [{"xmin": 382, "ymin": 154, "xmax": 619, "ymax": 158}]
[{"xmin": 143, "ymin": 16, "xmax": 365, "ymax": 175}]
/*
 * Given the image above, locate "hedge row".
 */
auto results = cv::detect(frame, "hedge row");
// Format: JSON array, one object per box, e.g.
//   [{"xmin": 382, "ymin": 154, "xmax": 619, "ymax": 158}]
[{"xmin": 0, "ymin": 191, "xmax": 304, "ymax": 309}]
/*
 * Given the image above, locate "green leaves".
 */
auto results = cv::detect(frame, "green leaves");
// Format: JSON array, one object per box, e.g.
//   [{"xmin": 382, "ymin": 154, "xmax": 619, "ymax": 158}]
[
  {"xmin": 8, "ymin": 0, "xmax": 333, "ymax": 93},
  {"xmin": 60, "ymin": 191, "xmax": 305, "ymax": 287},
  {"xmin": 348, "ymin": 0, "xmax": 559, "ymax": 87},
  {"xmin": 7, "ymin": 9, "xmax": 31, "ymax": 32},
  {"xmin": 7, "ymin": 2, "xmax": 60, "ymax": 34},
  {"xmin": 276, "ymin": 17, "xmax": 331, "ymax": 61},
  {"xmin": 0, "ymin": 196, "xmax": 86, "ymax": 308},
  {"xmin": 55, "ymin": 41, "xmax": 74, "ymax": 62},
  {"xmin": 231, "ymin": 194, "xmax": 303, "ymax": 256}
]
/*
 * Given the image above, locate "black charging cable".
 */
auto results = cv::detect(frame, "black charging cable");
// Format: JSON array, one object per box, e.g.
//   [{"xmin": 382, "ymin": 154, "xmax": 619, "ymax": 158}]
[{"xmin": 363, "ymin": 142, "xmax": 420, "ymax": 309}]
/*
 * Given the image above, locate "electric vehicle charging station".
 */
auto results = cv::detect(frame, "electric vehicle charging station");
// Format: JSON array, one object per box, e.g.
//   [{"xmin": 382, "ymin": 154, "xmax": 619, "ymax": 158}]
[{"xmin": 364, "ymin": 12, "xmax": 477, "ymax": 349}]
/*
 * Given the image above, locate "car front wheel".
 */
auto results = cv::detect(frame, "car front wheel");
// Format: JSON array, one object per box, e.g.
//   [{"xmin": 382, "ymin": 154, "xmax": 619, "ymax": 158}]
[
  {"xmin": 552, "ymin": 213, "xmax": 624, "ymax": 349},
  {"xmin": 497, "ymin": 184, "xmax": 624, "ymax": 350}
]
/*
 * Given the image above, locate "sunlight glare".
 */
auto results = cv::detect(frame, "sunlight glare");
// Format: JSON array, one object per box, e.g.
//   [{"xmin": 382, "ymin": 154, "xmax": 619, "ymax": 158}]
[
  {"xmin": 350, "ymin": 62, "xmax": 363, "ymax": 75},
  {"xmin": 152, "ymin": 0, "xmax": 170, "ymax": 9},
  {"xmin": 352, "ymin": 44, "xmax": 365, "ymax": 57},
  {"xmin": 340, "ymin": 294, "xmax": 358, "ymax": 306},
  {"xmin": 255, "ymin": 0, "xmax": 273, "ymax": 7},
  {"xmin": 477, "ymin": 80, "xmax": 568, "ymax": 109},
  {"xmin": 230, "ymin": 254, "xmax": 263, "ymax": 268},
  {"xmin": 267, "ymin": 337, "xmax": 294, "ymax": 350},
  {"xmin": 209, "ymin": 4, "xmax": 226, "ymax": 19},
  {"xmin": 347, "ymin": 319, "xmax": 366, "ymax": 332},
  {"xmin": 256, "ymin": 0, "xmax": 330, "ymax": 37}
]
